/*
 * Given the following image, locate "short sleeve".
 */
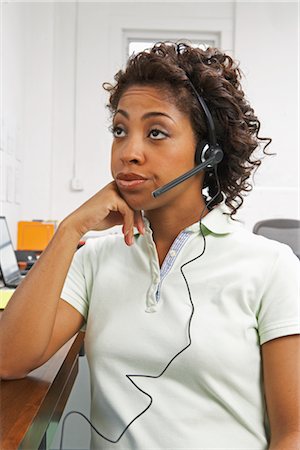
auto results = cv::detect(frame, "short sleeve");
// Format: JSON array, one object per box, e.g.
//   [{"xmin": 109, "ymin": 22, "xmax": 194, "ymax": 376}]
[
  {"xmin": 60, "ymin": 243, "xmax": 90, "ymax": 323},
  {"xmin": 258, "ymin": 244, "xmax": 300, "ymax": 345}
]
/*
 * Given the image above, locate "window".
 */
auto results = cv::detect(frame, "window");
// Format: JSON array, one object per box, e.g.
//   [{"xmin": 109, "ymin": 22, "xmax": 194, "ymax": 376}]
[{"xmin": 124, "ymin": 30, "xmax": 220, "ymax": 58}]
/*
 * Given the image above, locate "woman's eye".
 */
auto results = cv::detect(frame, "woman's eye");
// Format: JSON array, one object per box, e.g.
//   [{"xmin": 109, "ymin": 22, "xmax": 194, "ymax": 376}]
[
  {"xmin": 111, "ymin": 126, "xmax": 126, "ymax": 138},
  {"xmin": 149, "ymin": 129, "xmax": 168, "ymax": 140}
]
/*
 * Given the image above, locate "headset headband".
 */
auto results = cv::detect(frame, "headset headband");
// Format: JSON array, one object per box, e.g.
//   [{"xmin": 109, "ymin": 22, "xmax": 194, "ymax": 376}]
[{"xmin": 185, "ymin": 77, "xmax": 218, "ymax": 149}]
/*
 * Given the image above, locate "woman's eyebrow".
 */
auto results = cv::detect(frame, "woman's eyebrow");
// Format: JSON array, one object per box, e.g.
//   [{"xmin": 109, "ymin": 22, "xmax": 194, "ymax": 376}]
[
  {"xmin": 142, "ymin": 111, "xmax": 175, "ymax": 123},
  {"xmin": 115, "ymin": 109, "xmax": 129, "ymax": 119},
  {"xmin": 115, "ymin": 109, "xmax": 175, "ymax": 123}
]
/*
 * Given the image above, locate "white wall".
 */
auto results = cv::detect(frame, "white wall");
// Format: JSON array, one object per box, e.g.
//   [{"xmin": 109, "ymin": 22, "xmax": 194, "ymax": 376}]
[
  {"xmin": 1, "ymin": 1, "xmax": 299, "ymax": 246},
  {"xmin": 0, "ymin": 3, "xmax": 26, "ymax": 241},
  {"xmin": 234, "ymin": 1, "xmax": 299, "ymax": 228}
]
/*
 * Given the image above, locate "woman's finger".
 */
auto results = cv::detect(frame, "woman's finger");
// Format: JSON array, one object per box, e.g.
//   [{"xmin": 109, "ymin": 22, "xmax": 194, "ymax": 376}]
[
  {"xmin": 116, "ymin": 201, "xmax": 135, "ymax": 246},
  {"xmin": 134, "ymin": 210, "xmax": 145, "ymax": 235}
]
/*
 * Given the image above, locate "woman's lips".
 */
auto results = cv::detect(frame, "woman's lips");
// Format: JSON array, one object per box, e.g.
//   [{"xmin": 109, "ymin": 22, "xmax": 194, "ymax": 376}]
[
  {"xmin": 116, "ymin": 178, "xmax": 147, "ymax": 189},
  {"xmin": 116, "ymin": 173, "xmax": 148, "ymax": 190}
]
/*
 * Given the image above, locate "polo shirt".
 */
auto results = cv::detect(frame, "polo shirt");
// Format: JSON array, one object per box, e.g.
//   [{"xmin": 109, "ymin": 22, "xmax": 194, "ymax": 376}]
[{"xmin": 61, "ymin": 203, "xmax": 300, "ymax": 450}]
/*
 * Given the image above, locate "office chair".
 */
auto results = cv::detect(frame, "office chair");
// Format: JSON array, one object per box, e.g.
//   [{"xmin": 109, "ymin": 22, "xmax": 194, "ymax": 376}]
[{"xmin": 253, "ymin": 219, "xmax": 300, "ymax": 259}]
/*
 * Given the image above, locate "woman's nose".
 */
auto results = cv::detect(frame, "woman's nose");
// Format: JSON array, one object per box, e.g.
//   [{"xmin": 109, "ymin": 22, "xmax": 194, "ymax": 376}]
[{"xmin": 120, "ymin": 137, "xmax": 146, "ymax": 165}]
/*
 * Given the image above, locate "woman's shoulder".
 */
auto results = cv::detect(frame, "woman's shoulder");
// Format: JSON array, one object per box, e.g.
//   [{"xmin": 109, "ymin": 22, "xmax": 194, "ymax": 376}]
[
  {"xmin": 205, "ymin": 204, "xmax": 298, "ymax": 263},
  {"xmin": 231, "ymin": 224, "xmax": 299, "ymax": 266}
]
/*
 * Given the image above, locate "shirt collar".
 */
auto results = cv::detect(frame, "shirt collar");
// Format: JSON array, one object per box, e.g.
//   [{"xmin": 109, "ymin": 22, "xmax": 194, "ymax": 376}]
[
  {"xmin": 138, "ymin": 202, "xmax": 242, "ymax": 237},
  {"xmin": 186, "ymin": 202, "xmax": 242, "ymax": 235}
]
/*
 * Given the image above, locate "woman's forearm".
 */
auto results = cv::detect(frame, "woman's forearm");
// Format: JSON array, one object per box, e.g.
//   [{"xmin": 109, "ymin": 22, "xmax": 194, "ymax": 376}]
[
  {"xmin": 269, "ymin": 431, "xmax": 300, "ymax": 450},
  {"xmin": 0, "ymin": 221, "xmax": 81, "ymax": 378}
]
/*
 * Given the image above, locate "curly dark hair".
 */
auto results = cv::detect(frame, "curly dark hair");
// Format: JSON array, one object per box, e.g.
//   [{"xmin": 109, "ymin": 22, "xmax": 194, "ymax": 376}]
[{"xmin": 103, "ymin": 42, "xmax": 272, "ymax": 217}]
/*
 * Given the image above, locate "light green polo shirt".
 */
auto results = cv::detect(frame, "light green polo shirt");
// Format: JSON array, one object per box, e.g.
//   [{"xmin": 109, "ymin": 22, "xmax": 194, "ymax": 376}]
[{"xmin": 61, "ymin": 204, "xmax": 300, "ymax": 450}]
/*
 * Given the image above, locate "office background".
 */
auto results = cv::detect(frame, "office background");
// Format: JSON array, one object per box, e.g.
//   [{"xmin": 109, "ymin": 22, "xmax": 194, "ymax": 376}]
[{"xmin": 0, "ymin": 1, "xmax": 299, "ymax": 449}]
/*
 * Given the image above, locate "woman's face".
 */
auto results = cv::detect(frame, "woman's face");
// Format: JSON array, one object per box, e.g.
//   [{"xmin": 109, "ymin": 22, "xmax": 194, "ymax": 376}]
[{"xmin": 111, "ymin": 84, "xmax": 203, "ymax": 212}]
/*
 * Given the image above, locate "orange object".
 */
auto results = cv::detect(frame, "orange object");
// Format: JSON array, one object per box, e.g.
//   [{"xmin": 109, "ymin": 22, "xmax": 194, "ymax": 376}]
[{"xmin": 17, "ymin": 221, "xmax": 55, "ymax": 251}]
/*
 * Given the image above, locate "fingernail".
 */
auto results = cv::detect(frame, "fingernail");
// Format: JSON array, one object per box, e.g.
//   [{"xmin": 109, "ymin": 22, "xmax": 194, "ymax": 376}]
[{"xmin": 124, "ymin": 229, "xmax": 133, "ymax": 246}]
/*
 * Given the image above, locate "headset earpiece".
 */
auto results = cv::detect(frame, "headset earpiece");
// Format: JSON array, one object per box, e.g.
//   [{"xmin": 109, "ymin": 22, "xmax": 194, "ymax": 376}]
[
  {"xmin": 195, "ymin": 141, "xmax": 224, "ymax": 167},
  {"xmin": 195, "ymin": 141, "xmax": 210, "ymax": 165}
]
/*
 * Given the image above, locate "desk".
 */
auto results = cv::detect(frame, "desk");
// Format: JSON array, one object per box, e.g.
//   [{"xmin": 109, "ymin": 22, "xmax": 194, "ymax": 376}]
[{"xmin": 0, "ymin": 330, "xmax": 85, "ymax": 450}]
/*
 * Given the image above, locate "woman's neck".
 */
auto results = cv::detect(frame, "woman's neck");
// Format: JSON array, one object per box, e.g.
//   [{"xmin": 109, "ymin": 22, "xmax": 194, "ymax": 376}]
[{"xmin": 144, "ymin": 196, "xmax": 208, "ymax": 265}]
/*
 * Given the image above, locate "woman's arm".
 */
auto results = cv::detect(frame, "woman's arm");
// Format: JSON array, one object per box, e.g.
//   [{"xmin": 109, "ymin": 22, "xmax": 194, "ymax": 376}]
[
  {"xmin": 0, "ymin": 224, "xmax": 83, "ymax": 379},
  {"xmin": 262, "ymin": 334, "xmax": 300, "ymax": 449},
  {"xmin": 0, "ymin": 182, "xmax": 144, "ymax": 379}
]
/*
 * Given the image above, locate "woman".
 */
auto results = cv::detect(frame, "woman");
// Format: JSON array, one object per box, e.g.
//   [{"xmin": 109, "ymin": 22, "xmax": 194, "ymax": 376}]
[{"xmin": 0, "ymin": 43, "xmax": 299, "ymax": 449}]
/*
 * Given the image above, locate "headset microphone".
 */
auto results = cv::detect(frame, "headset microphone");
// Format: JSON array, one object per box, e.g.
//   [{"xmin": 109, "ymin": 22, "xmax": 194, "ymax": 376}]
[{"xmin": 152, "ymin": 147, "xmax": 223, "ymax": 198}]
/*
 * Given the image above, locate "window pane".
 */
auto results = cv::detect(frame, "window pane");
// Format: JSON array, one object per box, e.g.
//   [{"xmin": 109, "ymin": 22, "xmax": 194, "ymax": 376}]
[
  {"xmin": 128, "ymin": 41, "xmax": 157, "ymax": 56},
  {"xmin": 128, "ymin": 39, "xmax": 216, "ymax": 58}
]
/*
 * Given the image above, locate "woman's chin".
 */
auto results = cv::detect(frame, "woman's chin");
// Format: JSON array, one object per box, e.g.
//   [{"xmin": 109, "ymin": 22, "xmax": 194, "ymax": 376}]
[{"xmin": 120, "ymin": 191, "xmax": 155, "ymax": 212}]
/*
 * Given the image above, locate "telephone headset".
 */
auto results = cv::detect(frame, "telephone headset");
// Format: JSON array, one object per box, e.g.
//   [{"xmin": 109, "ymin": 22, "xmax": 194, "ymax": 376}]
[
  {"xmin": 152, "ymin": 77, "xmax": 224, "ymax": 198},
  {"xmin": 59, "ymin": 76, "xmax": 223, "ymax": 450}
]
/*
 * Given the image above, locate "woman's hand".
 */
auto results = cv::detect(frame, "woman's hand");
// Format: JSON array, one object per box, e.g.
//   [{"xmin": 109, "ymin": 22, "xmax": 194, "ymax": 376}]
[{"xmin": 62, "ymin": 181, "xmax": 145, "ymax": 245}]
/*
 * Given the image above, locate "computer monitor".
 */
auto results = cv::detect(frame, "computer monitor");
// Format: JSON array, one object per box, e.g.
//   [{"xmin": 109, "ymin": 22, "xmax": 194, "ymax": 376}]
[{"xmin": 0, "ymin": 216, "xmax": 23, "ymax": 287}]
